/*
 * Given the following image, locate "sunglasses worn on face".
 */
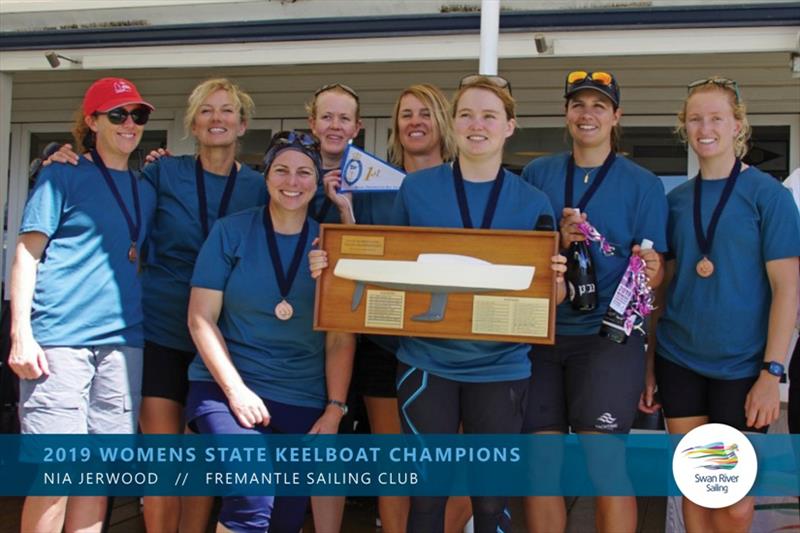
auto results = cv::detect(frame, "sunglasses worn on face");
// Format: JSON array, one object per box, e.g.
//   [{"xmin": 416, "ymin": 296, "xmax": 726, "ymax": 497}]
[
  {"xmin": 95, "ymin": 107, "xmax": 151, "ymax": 126},
  {"xmin": 458, "ymin": 74, "xmax": 512, "ymax": 96},
  {"xmin": 314, "ymin": 83, "xmax": 360, "ymax": 103},
  {"xmin": 687, "ymin": 77, "xmax": 741, "ymax": 103}
]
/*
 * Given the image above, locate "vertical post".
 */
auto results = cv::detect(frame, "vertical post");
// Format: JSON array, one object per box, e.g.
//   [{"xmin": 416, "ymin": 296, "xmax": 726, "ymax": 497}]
[
  {"xmin": 0, "ymin": 72, "xmax": 12, "ymax": 293},
  {"xmin": 479, "ymin": 0, "xmax": 500, "ymax": 76}
]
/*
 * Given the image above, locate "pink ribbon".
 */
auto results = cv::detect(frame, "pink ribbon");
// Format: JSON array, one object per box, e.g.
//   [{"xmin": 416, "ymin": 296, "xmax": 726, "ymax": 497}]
[
  {"xmin": 577, "ymin": 221, "xmax": 616, "ymax": 256},
  {"xmin": 620, "ymin": 255, "xmax": 655, "ymax": 335}
]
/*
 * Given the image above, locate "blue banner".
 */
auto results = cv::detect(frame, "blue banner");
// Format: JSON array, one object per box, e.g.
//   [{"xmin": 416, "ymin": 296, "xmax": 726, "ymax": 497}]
[{"xmin": 0, "ymin": 434, "xmax": 797, "ymax": 497}]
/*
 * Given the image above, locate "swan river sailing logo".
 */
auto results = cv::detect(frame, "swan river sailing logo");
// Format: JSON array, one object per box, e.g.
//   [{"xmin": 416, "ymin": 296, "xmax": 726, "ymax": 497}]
[{"xmin": 672, "ymin": 423, "xmax": 757, "ymax": 508}]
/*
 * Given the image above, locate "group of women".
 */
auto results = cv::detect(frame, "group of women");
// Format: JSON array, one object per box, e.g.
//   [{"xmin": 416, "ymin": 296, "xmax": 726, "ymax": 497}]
[{"xmin": 7, "ymin": 67, "xmax": 799, "ymax": 533}]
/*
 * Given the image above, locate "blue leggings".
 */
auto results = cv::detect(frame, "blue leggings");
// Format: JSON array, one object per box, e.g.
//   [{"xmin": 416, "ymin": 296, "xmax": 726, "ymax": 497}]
[
  {"xmin": 187, "ymin": 381, "xmax": 322, "ymax": 533},
  {"xmin": 396, "ymin": 362, "xmax": 528, "ymax": 533}
]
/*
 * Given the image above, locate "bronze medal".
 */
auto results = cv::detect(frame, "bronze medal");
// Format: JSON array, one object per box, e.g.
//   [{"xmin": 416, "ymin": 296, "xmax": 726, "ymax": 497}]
[
  {"xmin": 696, "ymin": 257, "xmax": 714, "ymax": 278},
  {"xmin": 128, "ymin": 242, "xmax": 137, "ymax": 263},
  {"xmin": 275, "ymin": 299, "xmax": 294, "ymax": 321}
]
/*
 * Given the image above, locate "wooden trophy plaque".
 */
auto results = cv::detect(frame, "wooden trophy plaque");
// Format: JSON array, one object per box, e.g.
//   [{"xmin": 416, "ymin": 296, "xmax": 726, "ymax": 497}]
[{"xmin": 314, "ymin": 224, "xmax": 559, "ymax": 344}]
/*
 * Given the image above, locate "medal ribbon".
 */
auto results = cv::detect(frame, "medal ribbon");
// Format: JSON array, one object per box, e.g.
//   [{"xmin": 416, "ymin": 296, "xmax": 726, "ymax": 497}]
[
  {"xmin": 195, "ymin": 158, "xmax": 238, "ymax": 237},
  {"xmin": 452, "ymin": 160, "xmax": 504, "ymax": 229},
  {"xmin": 311, "ymin": 169, "xmax": 335, "ymax": 223},
  {"xmin": 263, "ymin": 208, "xmax": 310, "ymax": 301},
  {"xmin": 90, "ymin": 149, "xmax": 141, "ymax": 249},
  {"xmin": 693, "ymin": 158, "xmax": 742, "ymax": 257},
  {"xmin": 564, "ymin": 151, "xmax": 616, "ymax": 211}
]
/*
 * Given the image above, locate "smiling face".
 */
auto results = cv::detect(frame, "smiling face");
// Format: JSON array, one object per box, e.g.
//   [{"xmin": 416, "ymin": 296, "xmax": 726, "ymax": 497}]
[
  {"xmin": 565, "ymin": 90, "xmax": 620, "ymax": 152},
  {"xmin": 266, "ymin": 149, "xmax": 318, "ymax": 214},
  {"xmin": 308, "ymin": 90, "xmax": 362, "ymax": 165},
  {"xmin": 683, "ymin": 90, "xmax": 741, "ymax": 162},
  {"xmin": 85, "ymin": 104, "xmax": 144, "ymax": 163},
  {"xmin": 396, "ymin": 93, "xmax": 442, "ymax": 158},
  {"xmin": 453, "ymin": 87, "xmax": 515, "ymax": 161},
  {"xmin": 190, "ymin": 89, "xmax": 246, "ymax": 148}
]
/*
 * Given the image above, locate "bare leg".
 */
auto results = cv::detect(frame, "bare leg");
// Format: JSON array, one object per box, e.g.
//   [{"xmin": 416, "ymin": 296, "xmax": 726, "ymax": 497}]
[
  {"xmin": 667, "ymin": 416, "xmax": 712, "ymax": 533},
  {"xmin": 364, "ymin": 395, "xmax": 409, "ymax": 533},
  {"xmin": 63, "ymin": 496, "xmax": 107, "ymax": 533},
  {"xmin": 311, "ymin": 496, "xmax": 345, "ymax": 533},
  {"xmin": 20, "ymin": 496, "xmax": 68, "ymax": 533},
  {"xmin": 140, "ymin": 396, "xmax": 183, "ymax": 532},
  {"xmin": 524, "ymin": 431, "xmax": 566, "ymax": 533},
  {"xmin": 179, "ymin": 423, "xmax": 214, "ymax": 533},
  {"xmin": 444, "ymin": 496, "xmax": 473, "ymax": 533},
  {"xmin": 595, "ymin": 496, "xmax": 636, "ymax": 533}
]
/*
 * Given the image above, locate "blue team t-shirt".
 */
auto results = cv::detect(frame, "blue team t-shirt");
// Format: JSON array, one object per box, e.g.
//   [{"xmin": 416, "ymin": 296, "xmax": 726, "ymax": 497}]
[
  {"xmin": 521, "ymin": 152, "xmax": 668, "ymax": 335},
  {"xmin": 656, "ymin": 166, "xmax": 800, "ymax": 379},
  {"xmin": 188, "ymin": 207, "xmax": 326, "ymax": 408},
  {"xmin": 141, "ymin": 155, "xmax": 267, "ymax": 352},
  {"xmin": 390, "ymin": 163, "xmax": 555, "ymax": 382},
  {"xmin": 20, "ymin": 156, "xmax": 157, "ymax": 347},
  {"xmin": 309, "ymin": 167, "xmax": 342, "ymax": 224}
]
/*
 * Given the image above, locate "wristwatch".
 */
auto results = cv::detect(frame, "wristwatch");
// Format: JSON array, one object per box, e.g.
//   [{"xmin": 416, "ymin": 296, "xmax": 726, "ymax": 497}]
[
  {"xmin": 327, "ymin": 399, "xmax": 348, "ymax": 416},
  {"xmin": 762, "ymin": 361, "xmax": 785, "ymax": 378}
]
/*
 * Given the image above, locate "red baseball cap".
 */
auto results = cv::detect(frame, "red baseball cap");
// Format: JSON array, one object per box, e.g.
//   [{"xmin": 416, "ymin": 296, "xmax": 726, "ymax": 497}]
[{"xmin": 82, "ymin": 77, "xmax": 155, "ymax": 116}]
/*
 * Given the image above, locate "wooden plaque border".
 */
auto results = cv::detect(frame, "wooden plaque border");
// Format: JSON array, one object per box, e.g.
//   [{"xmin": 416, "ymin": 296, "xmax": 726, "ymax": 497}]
[{"xmin": 314, "ymin": 224, "xmax": 558, "ymax": 344}]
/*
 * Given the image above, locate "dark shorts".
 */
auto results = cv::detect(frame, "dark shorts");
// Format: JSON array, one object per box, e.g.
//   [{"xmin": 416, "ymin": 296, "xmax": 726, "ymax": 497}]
[
  {"xmin": 353, "ymin": 337, "xmax": 398, "ymax": 398},
  {"xmin": 523, "ymin": 334, "xmax": 646, "ymax": 434},
  {"xmin": 655, "ymin": 355, "xmax": 767, "ymax": 433},
  {"xmin": 141, "ymin": 341, "xmax": 195, "ymax": 404}
]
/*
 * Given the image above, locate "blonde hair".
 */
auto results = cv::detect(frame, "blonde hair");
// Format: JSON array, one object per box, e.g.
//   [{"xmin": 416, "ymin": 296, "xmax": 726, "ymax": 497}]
[
  {"xmin": 387, "ymin": 84, "xmax": 456, "ymax": 167},
  {"xmin": 183, "ymin": 78, "xmax": 255, "ymax": 139},
  {"xmin": 451, "ymin": 77, "xmax": 516, "ymax": 120},
  {"xmin": 676, "ymin": 77, "xmax": 751, "ymax": 158},
  {"xmin": 304, "ymin": 84, "xmax": 361, "ymax": 121}
]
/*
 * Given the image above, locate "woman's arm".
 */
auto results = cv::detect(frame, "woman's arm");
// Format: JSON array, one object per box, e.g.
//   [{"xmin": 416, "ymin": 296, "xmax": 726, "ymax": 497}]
[
  {"xmin": 187, "ymin": 287, "xmax": 270, "ymax": 428},
  {"xmin": 639, "ymin": 258, "xmax": 674, "ymax": 414},
  {"xmin": 745, "ymin": 256, "xmax": 799, "ymax": 428},
  {"xmin": 308, "ymin": 332, "xmax": 356, "ymax": 434},
  {"xmin": 8, "ymin": 233, "xmax": 50, "ymax": 379}
]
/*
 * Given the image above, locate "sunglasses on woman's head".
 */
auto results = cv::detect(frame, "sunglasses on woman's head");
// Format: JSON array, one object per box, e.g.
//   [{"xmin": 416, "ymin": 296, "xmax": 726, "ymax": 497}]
[
  {"xmin": 314, "ymin": 83, "xmax": 360, "ymax": 103},
  {"xmin": 458, "ymin": 74, "xmax": 512, "ymax": 96},
  {"xmin": 94, "ymin": 106, "xmax": 151, "ymax": 126},
  {"xmin": 687, "ymin": 77, "xmax": 741, "ymax": 103},
  {"xmin": 269, "ymin": 130, "xmax": 319, "ymax": 150},
  {"xmin": 565, "ymin": 71, "xmax": 615, "ymax": 90}
]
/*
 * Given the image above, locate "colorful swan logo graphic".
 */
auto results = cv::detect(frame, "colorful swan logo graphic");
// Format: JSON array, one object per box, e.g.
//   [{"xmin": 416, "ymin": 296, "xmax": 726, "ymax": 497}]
[{"xmin": 682, "ymin": 442, "xmax": 739, "ymax": 470}]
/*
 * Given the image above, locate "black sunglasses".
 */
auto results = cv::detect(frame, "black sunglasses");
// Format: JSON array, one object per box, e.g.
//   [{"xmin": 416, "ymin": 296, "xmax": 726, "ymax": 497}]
[
  {"xmin": 314, "ymin": 83, "xmax": 360, "ymax": 103},
  {"xmin": 95, "ymin": 106, "xmax": 151, "ymax": 126},
  {"xmin": 458, "ymin": 74, "xmax": 512, "ymax": 96}
]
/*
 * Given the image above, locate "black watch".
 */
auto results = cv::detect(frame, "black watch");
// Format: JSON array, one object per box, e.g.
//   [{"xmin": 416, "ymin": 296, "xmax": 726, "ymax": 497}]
[
  {"xmin": 327, "ymin": 399, "xmax": 348, "ymax": 416},
  {"xmin": 762, "ymin": 361, "xmax": 785, "ymax": 378}
]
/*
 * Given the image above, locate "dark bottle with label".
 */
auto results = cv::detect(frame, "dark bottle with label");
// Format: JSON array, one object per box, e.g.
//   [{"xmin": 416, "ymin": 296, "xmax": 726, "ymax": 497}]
[
  {"xmin": 600, "ymin": 239, "xmax": 653, "ymax": 344},
  {"xmin": 565, "ymin": 210, "xmax": 597, "ymax": 312}
]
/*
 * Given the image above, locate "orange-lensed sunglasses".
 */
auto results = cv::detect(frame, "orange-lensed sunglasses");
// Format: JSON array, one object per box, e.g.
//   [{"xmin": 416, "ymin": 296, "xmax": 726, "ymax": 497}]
[{"xmin": 565, "ymin": 71, "xmax": 615, "ymax": 90}]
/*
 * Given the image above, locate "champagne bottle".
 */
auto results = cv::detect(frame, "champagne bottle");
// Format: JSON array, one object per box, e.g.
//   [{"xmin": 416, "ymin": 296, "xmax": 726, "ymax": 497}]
[
  {"xmin": 565, "ymin": 209, "xmax": 597, "ymax": 312},
  {"xmin": 599, "ymin": 239, "xmax": 654, "ymax": 344}
]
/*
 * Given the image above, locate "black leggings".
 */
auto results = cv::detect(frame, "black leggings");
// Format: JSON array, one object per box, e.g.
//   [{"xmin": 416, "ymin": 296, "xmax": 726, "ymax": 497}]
[{"xmin": 396, "ymin": 361, "xmax": 528, "ymax": 533}]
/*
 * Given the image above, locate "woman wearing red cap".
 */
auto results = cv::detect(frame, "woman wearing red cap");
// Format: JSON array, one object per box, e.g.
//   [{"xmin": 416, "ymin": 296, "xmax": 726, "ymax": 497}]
[{"xmin": 8, "ymin": 77, "xmax": 157, "ymax": 532}]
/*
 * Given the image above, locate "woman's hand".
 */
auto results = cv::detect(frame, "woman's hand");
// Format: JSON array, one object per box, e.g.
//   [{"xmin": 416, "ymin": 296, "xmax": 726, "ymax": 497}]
[
  {"xmin": 323, "ymin": 169, "xmax": 355, "ymax": 224},
  {"xmin": 744, "ymin": 373, "xmax": 781, "ymax": 429},
  {"xmin": 308, "ymin": 404, "xmax": 345, "ymax": 435},
  {"xmin": 551, "ymin": 253, "xmax": 567, "ymax": 303},
  {"xmin": 8, "ymin": 332, "xmax": 48, "ymax": 380},
  {"xmin": 559, "ymin": 208, "xmax": 586, "ymax": 248},
  {"xmin": 309, "ymin": 237, "xmax": 328, "ymax": 280},
  {"xmin": 42, "ymin": 143, "xmax": 79, "ymax": 167},
  {"xmin": 638, "ymin": 367, "xmax": 661, "ymax": 414},
  {"xmin": 226, "ymin": 384, "xmax": 271, "ymax": 429},
  {"xmin": 144, "ymin": 147, "xmax": 172, "ymax": 163},
  {"xmin": 632, "ymin": 244, "xmax": 663, "ymax": 287}
]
